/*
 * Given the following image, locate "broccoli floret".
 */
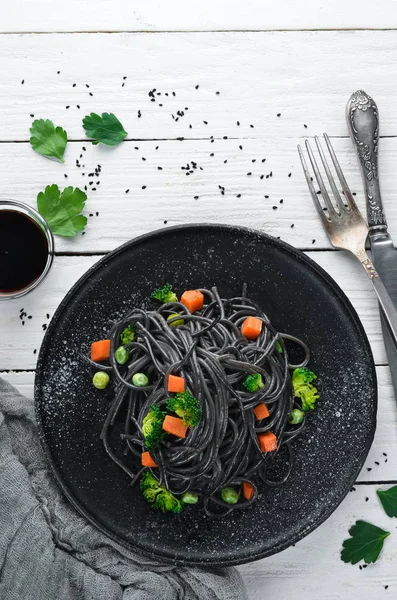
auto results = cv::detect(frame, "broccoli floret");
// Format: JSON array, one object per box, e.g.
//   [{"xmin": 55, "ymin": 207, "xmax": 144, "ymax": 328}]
[
  {"xmin": 292, "ymin": 367, "xmax": 320, "ymax": 411},
  {"xmin": 142, "ymin": 404, "xmax": 167, "ymax": 449},
  {"xmin": 140, "ymin": 472, "xmax": 183, "ymax": 513},
  {"xmin": 120, "ymin": 324, "xmax": 135, "ymax": 345},
  {"xmin": 243, "ymin": 373, "xmax": 265, "ymax": 393},
  {"xmin": 151, "ymin": 284, "xmax": 178, "ymax": 303},
  {"xmin": 166, "ymin": 391, "xmax": 201, "ymax": 427}
]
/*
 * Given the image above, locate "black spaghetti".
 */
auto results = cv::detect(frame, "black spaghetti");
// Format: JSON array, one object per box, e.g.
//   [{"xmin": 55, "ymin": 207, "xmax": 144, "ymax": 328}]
[{"xmin": 86, "ymin": 285, "xmax": 319, "ymax": 517}]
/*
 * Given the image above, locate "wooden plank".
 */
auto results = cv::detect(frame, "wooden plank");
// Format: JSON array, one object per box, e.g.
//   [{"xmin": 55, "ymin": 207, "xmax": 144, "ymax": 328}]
[
  {"xmin": 2, "ymin": 32, "xmax": 397, "ymax": 141},
  {"xmin": 2, "ymin": 1, "xmax": 397, "ymax": 33},
  {"xmin": 238, "ymin": 484, "xmax": 397, "ymax": 599},
  {"xmin": 0, "ymin": 252, "xmax": 389, "ymax": 369},
  {"xmin": 4, "ymin": 136, "xmax": 397, "ymax": 253},
  {"xmin": 3, "ymin": 366, "xmax": 396, "ymax": 484}
]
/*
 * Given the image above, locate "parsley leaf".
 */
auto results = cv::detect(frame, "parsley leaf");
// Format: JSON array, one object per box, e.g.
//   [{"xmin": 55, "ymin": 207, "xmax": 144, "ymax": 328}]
[
  {"xmin": 341, "ymin": 520, "xmax": 390, "ymax": 565},
  {"xmin": 37, "ymin": 184, "xmax": 87, "ymax": 237},
  {"xmin": 377, "ymin": 485, "xmax": 397, "ymax": 518},
  {"xmin": 82, "ymin": 112, "xmax": 127, "ymax": 146},
  {"xmin": 30, "ymin": 119, "xmax": 67, "ymax": 162}
]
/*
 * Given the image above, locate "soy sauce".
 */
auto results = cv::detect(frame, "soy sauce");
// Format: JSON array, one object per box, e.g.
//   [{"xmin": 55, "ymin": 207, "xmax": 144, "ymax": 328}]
[{"xmin": 0, "ymin": 210, "xmax": 48, "ymax": 292}]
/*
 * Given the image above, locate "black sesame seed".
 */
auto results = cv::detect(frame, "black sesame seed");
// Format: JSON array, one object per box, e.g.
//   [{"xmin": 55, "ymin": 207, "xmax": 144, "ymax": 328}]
[
  {"xmin": 312, "ymin": 239, "xmax": 316, "ymax": 244},
  {"xmin": 66, "ymin": 105, "xmax": 70, "ymax": 109},
  {"xmin": 195, "ymin": 85, "xmax": 199, "ymax": 90},
  {"xmin": 125, "ymin": 189, "xmax": 130, "ymax": 193},
  {"xmin": 264, "ymin": 195, "xmax": 269, "ymax": 199},
  {"xmin": 239, "ymin": 145, "xmax": 243, "ymax": 150},
  {"xmin": 194, "ymin": 196, "xmax": 199, "ymax": 199},
  {"xmin": 30, "ymin": 113, "xmax": 34, "ymax": 118},
  {"xmin": 123, "ymin": 76, "xmax": 127, "ymax": 80},
  {"xmin": 96, "ymin": 212, "xmax": 99, "ymax": 217},
  {"xmin": 247, "ymin": 172, "xmax": 252, "ymax": 176},
  {"xmin": 280, "ymin": 199, "xmax": 284, "ymax": 204},
  {"xmin": 210, "ymin": 153, "xmax": 214, "ymax": 157},
  {"xmin": 142, "ymin": 157, "xmax": 146, "ymax": 161},
  {"xmin": 86, "ymin": 84, "xmax": 90, "ymax": 88},
  {"xmin": 383, "ymin": 452, "xmax": 388, "ymax": 456},
  {"xmin": 203, "ymin": 121, "xmax": 208, "ymax": 125},
  {"xmin": 28, "ymin": 315, "xmax": 32, "ymax": 319},
  {"xmin": 164, "ymin": 220, "xmax": 168, "ymax": 224},
  {"xmin": 64, "ymin": 174, "xmax": 68, "ymax": 178},
  {"xmin": 250, "ymin": 124, "xmax": 254, "ymax": 128},
  {"xmin": 236, "ymin": 194, "xmax": 241, "ymax": 198},
  {"xmin": 77, "ymin": 105, "xmax": 80, "ymax": 109},
  {"xmin": 260, "ymin": 175, "xmax": 264, "ymax": 180},
  {"xmin": 223, "ymin": 136, "xmax": 228, "ymax": 140},
  {"xmin": 367, "ymin": 467, "xmax": 372, "ymax": 471},
  {"xmin": 21, "ymin": 79, "xmax": 25, "ymax": 84},
  {"xmin": 155, "ymin": 146, "xmax": 159, "ymax": 150},
  {"xmin": 33, "ymin": 349, "xmax": 37, "ymax": 354},
  {"xmin": 46, "ymin": 313, "xmax": 50, "ymax": 319},
  {"xmin": 22, "ymin": 321, "xmax": 25, "ymax": 325},
  {"xmin": 157, "ymin": 167, "xmax": 163, "ymax": 170},
  {"xmin": 272, "ymin": 206, "xmax": 278, "ymax": 210},
  {"xmin": 304, "ymin": 124, "xmax": 308, "ymax": 128},
  {"xmin": 375, "ymin": 461, "xmax": 380, "ymax": 465},
  {"xmin": 73, "ymin": 83, "xmax": 76, "ymax": 87},
  {"xmin": 82, "ymin": 146, "xmax": 86, "ymax": 151},
  {"xmin": 291, "ymin": 224, "xmax": 294, "ymax": 228},
  {"xmin": 89, "ymin": 92, "xmax": 93, "ymax": 96},
  {"xmin": 142, "ymin": 185, "xmax": 146, "ymax": 189},
  {"xmin": 237, "ymin": 121, "xmax": 240, "ymax": 126},
  {"xmin": 216, "ymin": 91, "xmax": 220, "ymax": 95},
  {"xmin": 288, "ymin": 172, "xmax": 292, "ymax": 177},
  {"xmin": 277, "ymin": 113, "xmax": 281, "ymax": 117},
  {"xmin": 365, "ymin": 497, "xmax": 369, "ymax": 502},
  {"xmin": 57, "ymin": 71, "xmax": 60, "ymax": 74}
]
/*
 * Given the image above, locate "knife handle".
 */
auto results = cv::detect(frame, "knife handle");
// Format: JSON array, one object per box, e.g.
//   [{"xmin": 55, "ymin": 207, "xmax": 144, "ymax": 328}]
[{"xmin": 346, "ymin": 90, "xmax": 387, "ymax": 232}]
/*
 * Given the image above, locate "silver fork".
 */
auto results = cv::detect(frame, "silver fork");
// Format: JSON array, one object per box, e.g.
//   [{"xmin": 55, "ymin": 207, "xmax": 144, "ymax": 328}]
[{"xmin": 298, "ymin": 134, "xmax": 397, "ymax": 347}]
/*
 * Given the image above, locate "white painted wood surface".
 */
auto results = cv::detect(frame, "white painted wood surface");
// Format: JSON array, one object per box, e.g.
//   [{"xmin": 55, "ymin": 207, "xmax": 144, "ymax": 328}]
[
  {"xmin": 4, "ymin": 32, "xmax": 397, "ymax": 142},
  {"xmin": 1, "ymin": 18, "xmax": 397, "ymax": 600},
  {"xmin": 3, "ymin": 0, "xmax": 397, "ymax": 32}
]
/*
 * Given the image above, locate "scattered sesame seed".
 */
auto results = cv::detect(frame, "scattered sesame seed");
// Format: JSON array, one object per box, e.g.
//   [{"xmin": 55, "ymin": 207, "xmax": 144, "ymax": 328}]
[
  {"xmin": 216, "ymin": 91, "xmax": 220, "ymax": 95},
  {"xmin": 195, "ymin": 85, "xmax": 199, "ymax": 90},
  {"xmin": 66, "ymin": 105, "xmax": 70, "ymax": 109},
  {"xmin": 237, "ymin": 121, "xmax": 240, "ymax": 126},
  {"xmin": 312, "ymin": 239, "xmax": 316, "ymax": 244},
  {"xmin": 142, "ymin": 185, "xmax": 147, "ymax": 189},
  {"xmin": 33, "ymin": 349, "xmax": 37, "ymax": 354},
  {"xmin": 288, "ymin": 172, "xmax": 292, "ymax": 177},
  {"xmin": 30, "ymin": 114, "xmax": 34, "ymax": 118},
  {"xmin": 304, "ymin": 124, "xmax": 308, "ymax": 128},
  {"xmin": 203, "ymin": 120, "xmax": 208, "ymax": 125},
  {"xmin": 125, "ymin": 189, "xmax": 130, "ymax": 193},
  {"xmin": 272, "ymin": 206, "xmax": 278, "ymax": 210},
  {"xmin": 277, "ymin": 113, "xmax": 281, "ymax": 117},
  {"xmin": 157, "ymin": 166, "xmax": 163, "ymax": 170},
  {"xmin": 365, "ymin": 497, "xmax": 369, "ymax": 502},
  {"xmin": 96, "ymin": 212, "xmax": 99, "ymax": 217},
  {"xmin": 164, "ymin": 220, "xmax": 168, "ymax": 224},
  {"xmin": 89, "ymin": 92, "xmax": 93, "ymax": 96},
  {"xmin": 21, "ymin": 80, "xmax": 24, "ymax": 84},
  {"xmin": 367, "ymin": 467, "xmax": 372, "ymax": 471},
  {"xmin": 194, "ymin": 196, "xmax": 199, "ymax": 199},
  {"xmin": 280, "ymin": 199, "xmax": 284, "ymax": 204}
]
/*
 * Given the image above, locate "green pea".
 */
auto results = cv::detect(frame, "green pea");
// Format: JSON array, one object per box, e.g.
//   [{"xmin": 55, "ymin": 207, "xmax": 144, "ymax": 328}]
[
  {"xmin": 221, "ymin": 487, "xmax": 239, "ymax": 505},
  {"xmin": 132, "ymin": 372, "xmax": 149, "ymax": 387},
  {"xmin": 93, "ymin": 371, "xmax": 110, "ymax": 389},
  {"xmin": 289, "ymin": 409, "xmax": 304, "ymax": 425},
  {"xmin": 167, "ymin": 313, "xmax": 185, "ymax": 327},
  {"xmin": 181, "ymin": 492, "xmax": 199, "ymax": 504},
  {"xmin": 115, "ymin": 345, "xmax": 129, "ymax": 365}
]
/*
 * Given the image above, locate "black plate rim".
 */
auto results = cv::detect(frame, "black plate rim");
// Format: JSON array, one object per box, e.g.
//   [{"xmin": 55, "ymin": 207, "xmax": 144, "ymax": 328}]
[{"xmin": 34, "ymin": 223, "xmax": 377, "ymax": 567}]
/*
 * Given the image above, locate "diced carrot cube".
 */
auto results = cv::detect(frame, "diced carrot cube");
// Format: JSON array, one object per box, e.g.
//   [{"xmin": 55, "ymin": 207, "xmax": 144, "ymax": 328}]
[
  {"xmin": 258, "ymin": 432, "xmax": 278, "ymax": 452},
  {"xmin": 181, "ymin": 290, "xmax": 204, "ymax": 313},
  {"xmin": 168, "ymin": 374, "xmax": 185, "ymax": 393},
  {"xmin": 241, "ymin": 317, "xmax": 262, "ymax": 340},
  {"xmin": 91, "ymin": 339, "xmax": 111, "ymax": 362},
  {"xmin": 242, "ymin": 481, "xmax": 254, "ymax": 501},
  {"xmin": 141, "ymin": 451, "xmax": 158, "ymax": 468},
  {"xmin": 253, "ymin": 403, "xmax": 270, "ymax": 420},
  {"xmin": 162, "ymin": 415, "xmax": 189, "ymax": 439}
]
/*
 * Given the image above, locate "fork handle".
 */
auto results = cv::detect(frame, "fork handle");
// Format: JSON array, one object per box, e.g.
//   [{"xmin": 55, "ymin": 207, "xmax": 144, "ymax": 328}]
[
  {"xmin": 346, "ymin": 90, "xmax": 387, "ymax": 232},
  {"xmin": 358, "ymin": 249, "xmax": 397, "ymax": 347}
]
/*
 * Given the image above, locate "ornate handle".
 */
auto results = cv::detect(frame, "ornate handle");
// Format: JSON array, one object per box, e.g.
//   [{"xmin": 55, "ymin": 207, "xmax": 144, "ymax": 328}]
[{"xmin": 346, "ymin": 90, "xmax": 387, "ymax": 231}]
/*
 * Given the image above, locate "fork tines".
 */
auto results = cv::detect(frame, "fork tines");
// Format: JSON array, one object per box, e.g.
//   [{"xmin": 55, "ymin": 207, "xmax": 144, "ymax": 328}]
[{"xmin": 298, "ymin": 134, "xmax": 356, "ymax": 222}]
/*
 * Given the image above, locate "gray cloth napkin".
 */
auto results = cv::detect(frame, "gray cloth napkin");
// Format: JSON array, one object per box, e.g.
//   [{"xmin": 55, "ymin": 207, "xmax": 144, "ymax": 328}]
[{"xmin": 0, "ymin": 378, "xmax": 247, "ymax": 600}]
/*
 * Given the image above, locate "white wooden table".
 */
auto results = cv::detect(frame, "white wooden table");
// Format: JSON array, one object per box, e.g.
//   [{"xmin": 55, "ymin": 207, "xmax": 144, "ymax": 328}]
[{"xmin": 2, "ymin": 2, "xmax": 397, "ymax": 597}]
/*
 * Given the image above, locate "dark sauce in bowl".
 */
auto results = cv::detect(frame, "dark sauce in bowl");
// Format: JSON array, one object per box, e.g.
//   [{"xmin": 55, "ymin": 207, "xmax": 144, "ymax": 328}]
[{"xmin": 0, "ymin": 210, "xmax": 49, "ymax": 293}]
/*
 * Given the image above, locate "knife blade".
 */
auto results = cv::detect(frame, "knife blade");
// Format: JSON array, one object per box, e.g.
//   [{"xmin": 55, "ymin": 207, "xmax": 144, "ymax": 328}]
[{"xmin": 346, "ymin": 90, "xmax": 397, "ymax": 400}]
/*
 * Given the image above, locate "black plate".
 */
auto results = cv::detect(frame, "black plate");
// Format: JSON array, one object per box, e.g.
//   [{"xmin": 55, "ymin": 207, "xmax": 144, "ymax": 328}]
[{"xmin": 35, "ymin": 224, "xmax": 377, "ymax": 567}]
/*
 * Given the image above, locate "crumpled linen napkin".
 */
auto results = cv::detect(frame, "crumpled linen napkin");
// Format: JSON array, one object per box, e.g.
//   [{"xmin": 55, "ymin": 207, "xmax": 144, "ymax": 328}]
[{"xmin": 0, "ymin": 378, "xmax": 247, "ymax": 600}]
